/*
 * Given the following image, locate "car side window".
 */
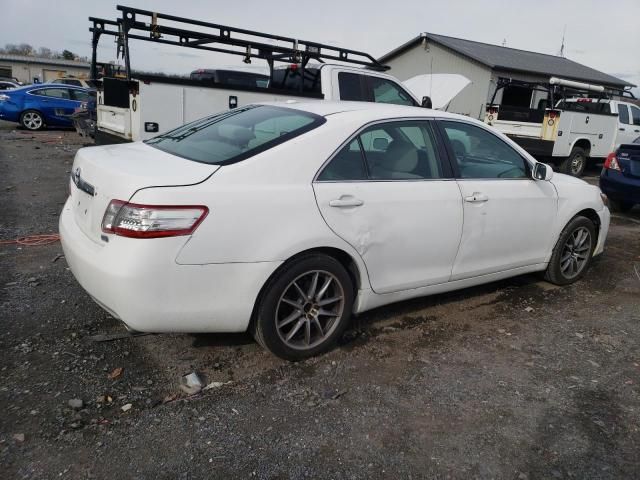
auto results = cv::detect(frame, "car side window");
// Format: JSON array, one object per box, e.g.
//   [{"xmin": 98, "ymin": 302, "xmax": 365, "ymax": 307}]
[
  {"xmin": 338, "ymin": 73, "xmax": 367, "ymax": 102},
  {"xmin": 442, "ymin": 121, "xmax": 528, "ymax": 179},
  {"xmin": 361, "ymin": 122, "xmax": 441, "ymax": 179},
  {"xmin": 618, "ymin": 104, "xmax": 630, "ymax": 125},
  {"xmin": 70, "ymin": 90, "xmax": 89, "ymax": 101},
  {"xmin": 630, "ymin": 106, "xmax": 640, "ymax": 126},
  {"xmin": 369, "ymin": 77, "xmax": 416, "ymax": 106},
  {"xmin": 317, "ymin": 139, "xmax": 367, "ymax": 181},
  {"xmin": 37, "ymin": 88, "xmax": 71, "ymax": 99}
]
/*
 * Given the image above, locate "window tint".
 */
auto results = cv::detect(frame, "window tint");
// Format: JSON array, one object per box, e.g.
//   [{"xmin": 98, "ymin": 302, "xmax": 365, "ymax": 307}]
[
  {"xmin": 369, "ymin": 77, "xmax": 415, "ymax": 106},
  {"xmin": 35, "ymin": 88, "xmax": 71, "ymax": 99},
  {"xmin": 146, "ymin": 105, "xmax": 325, "ymax": 165},
  {"xmin": 338, "ymin": 73, "xmax": 367, "ymax": 101},
  {"xmin": 630, "ymin": 106, "xmax": 640, "ymax": 126},
  {"xmin": 70, "ymin": 90, "xmax": 89, "ymax": 101},
  {"xmin": 618, "ymin": 104, "xmax": 630, "ymax": 124},
  {"xmin": 442, "ymin": 121, "xmax": 528, "ymax": 179},
  {"xmin": 270, "ymin": 67, "xmax": 321, "ymax": 94},
  {"xmin": 317, "ymin": 139, "xmax": 366, "ymax": 181},
  {"xmin": 318, "ymin": 121, "xmax": 442, "ymax": 181}
]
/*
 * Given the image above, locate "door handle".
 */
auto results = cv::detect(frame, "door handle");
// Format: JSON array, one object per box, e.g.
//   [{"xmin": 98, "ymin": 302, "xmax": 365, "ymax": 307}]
[
  {"xmin": 464, "ymin": 192, "xmax": 489, "ymax": 203},
  {"xmin": 619, "ymin": 127, "xmax": 625, "ymax": 131},
  {"xmin": 329, "ymin": 196, "xmax": 364, "ymax": 208},
  {"xmin": 635, "ymin": 129, "xmax": 640, "ymax": 133}
]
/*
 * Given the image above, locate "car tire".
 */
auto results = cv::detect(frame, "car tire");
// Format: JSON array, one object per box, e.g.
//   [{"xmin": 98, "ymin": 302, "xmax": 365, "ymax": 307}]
[
  {"xmin": 545, "ymin": 216, "xmax": 596, "ymax": 286},
  {"xmin": 559, "ymin": 147, "xmax": 587, "ymax": 177},
  {"xmin": 609, "ymin": 199, "xmax": 633, "ymax": 213},
  {"xmin": 20, "ymin": 110, "xmax": 44, "ymax": 131},
  {"xmin": 251, "ymin": 254, "xmax": 354, "ymax": 360}
]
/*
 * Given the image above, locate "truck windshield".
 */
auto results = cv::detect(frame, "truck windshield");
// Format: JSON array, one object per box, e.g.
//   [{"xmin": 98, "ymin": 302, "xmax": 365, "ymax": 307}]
[{"xmin": 145, "ymin": 105, "xmax": 325, "ymax": 165}]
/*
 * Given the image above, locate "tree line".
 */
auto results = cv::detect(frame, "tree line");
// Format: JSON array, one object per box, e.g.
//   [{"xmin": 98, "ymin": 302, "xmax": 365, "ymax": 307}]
[{"xmin": 0, "ymin": 43, "xmax": 89, "ymax": 62}]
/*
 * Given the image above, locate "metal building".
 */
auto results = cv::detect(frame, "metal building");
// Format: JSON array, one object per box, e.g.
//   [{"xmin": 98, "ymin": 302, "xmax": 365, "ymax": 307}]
[
  {"xmin": 379, "ymin": 33, "xmax": 634, "ymax": 118},
  {"xmin": 0, "ymin": 54, "xmax": 90, "ymax": 84}
]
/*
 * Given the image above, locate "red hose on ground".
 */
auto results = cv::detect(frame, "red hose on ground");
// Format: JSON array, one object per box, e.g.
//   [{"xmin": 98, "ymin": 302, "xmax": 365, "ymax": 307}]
[{"xmin": 0, "ymin": 234, "xmax": 60, "ymax": 246}]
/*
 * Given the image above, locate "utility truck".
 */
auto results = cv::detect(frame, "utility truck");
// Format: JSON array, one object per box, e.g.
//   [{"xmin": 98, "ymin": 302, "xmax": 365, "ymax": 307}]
[
  {"xmin": 89, "ymin": 6, "xmax": 463, "ymax": 144},
  {"xmin": 484, "ymin": 77, "xmax": 638, "ymax": 176}
]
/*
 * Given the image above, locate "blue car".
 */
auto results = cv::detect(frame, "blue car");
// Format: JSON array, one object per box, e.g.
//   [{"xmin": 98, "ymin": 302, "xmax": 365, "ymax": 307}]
[
  {"xmin": 600, "ymin": 137, "xmax": 640, "ymax": 212},
  {"xmin": 0, "ymin": 83, "xmax": 91, "ymax": 130}
]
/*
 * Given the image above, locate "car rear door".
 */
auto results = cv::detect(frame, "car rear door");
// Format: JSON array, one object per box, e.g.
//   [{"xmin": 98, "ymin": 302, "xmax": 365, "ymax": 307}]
[
  {"xmin": 34, "ymin": 88, "xmax": 77, "ymax": 124},
  {"xmin": 313, "ymin": 119, "xmax": 463, "ymax": 294},
  {"xmin": 437, "ymin": 120, "xmax": 558, "ymax": 280}
]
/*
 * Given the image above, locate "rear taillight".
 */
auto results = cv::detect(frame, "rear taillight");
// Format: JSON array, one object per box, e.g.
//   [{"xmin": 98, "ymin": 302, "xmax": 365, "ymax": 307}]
[
  {"xmin": 101, "ymin": 200, "xmax": 208, "ymax": 238},
  {"xmin": 488, "ymin": 107, "xmax": 497, "ymax": 114},
  {"xmin": 603, "ymin": 152, "xmax": 621, "ymax": 171}
]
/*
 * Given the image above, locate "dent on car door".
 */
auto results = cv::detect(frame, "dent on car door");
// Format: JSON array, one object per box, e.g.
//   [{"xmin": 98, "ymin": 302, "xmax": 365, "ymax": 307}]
[
  {"xmin": 439, "ymin": 120, "xmax": 558, "ymax": 280},
  {"xmin": 312, "ymin": 120, "xmax": 463, "ymax": 294}
]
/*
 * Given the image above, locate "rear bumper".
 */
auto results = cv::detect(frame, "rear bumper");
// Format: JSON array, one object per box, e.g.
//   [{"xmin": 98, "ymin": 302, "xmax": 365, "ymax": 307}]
[
  {"xmin": 95, "ymin": 129, "xmax": 131, "ymax": 145},
  {"xmin": 507, "ymin": 135, "xmax": 554, "ymax": 157},
  {"xmin": 600, "ymin": 170, "xmax": 640, "ymax": 204},
  {"xmin": 59, "ymin": 198, "xmax": 282, "ymax": 333}
]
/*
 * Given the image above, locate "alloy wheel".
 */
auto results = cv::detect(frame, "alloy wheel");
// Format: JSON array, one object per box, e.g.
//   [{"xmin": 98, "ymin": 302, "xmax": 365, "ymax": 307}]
[
  {"xmin": 559, "ymin": 226, "xmax": 591, "ymax": 279},
  {"xmin": 570, "ymin": 154, "xmax": 585, "ymax": 176},
  {"xmin": 22, "ymin": 112, "xmax": 43, "ymax": 130},
  {"xmin": 275, "ymin": 270, "xmax": 345, "ymax": 350}
]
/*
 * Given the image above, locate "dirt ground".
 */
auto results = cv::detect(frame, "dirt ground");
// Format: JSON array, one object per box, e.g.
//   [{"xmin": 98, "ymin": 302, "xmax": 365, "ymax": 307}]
[{"xmin": 1, "ymin": 121, "xmax": 639, "ymax": 480}]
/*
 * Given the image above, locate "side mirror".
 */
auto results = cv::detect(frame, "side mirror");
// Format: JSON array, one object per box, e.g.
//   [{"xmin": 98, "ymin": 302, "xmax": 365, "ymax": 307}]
[
  {"xmin": 421, "ymin": 96, "xmax": 432, "ymax": 109},
  {"xmin": 533, "ymin": 162, "xmax": 553, "ymax": 181},
  {"xmin": 372, "ymin": 137, "xmax": 389, "ymax": 151}
]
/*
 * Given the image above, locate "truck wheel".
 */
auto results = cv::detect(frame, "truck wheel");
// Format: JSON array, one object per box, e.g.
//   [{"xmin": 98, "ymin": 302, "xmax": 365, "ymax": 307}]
[
  {"xmin": 559, "ymin": 147, "xmax": 587, "ymax": 177},
  {"xmin": 609, "ymin": 199, "xmax": 633, "ymax": 213},
  {"xmin": 20, "ymin": 110, "xmax": 44, "ymax": 130}
]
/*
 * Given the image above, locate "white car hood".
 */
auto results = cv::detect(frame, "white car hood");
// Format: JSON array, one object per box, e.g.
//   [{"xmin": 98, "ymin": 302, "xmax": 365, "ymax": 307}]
[{"xmin": 403, "ymin": 74, "xmax": 471, "ymax": 110}]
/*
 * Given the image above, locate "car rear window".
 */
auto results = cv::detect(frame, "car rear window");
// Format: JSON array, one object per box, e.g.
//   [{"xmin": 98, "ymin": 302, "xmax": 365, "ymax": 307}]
[{"xmin": 145, "ymin": 105, "xmax": 325, "ymax": 165}]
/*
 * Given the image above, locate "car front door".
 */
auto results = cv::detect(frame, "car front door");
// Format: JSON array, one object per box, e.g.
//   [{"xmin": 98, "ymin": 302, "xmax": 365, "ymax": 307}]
[
  {"xmin": 616, "ymin": 103, "xmax": 636, "ymax": 146},
  {"xmin": 313, "ymin": 120, "xmax": 463, "ymax": 294},
  {"xmin": 438, "ymin": 120, "xmax": 558, "ymax": 280}
]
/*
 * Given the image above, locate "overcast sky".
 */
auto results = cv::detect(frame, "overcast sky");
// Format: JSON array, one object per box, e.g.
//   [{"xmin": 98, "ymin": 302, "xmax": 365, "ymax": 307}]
[{"xmin": 1, "ymin": 0, "xmax": 638, "ymax": 93}]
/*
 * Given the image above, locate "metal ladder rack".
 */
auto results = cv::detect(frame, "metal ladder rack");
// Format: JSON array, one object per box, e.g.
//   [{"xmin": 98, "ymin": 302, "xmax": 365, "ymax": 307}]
[{"xmin": 89, "ymin": 5, "xmax": 389, "ymax": 90}]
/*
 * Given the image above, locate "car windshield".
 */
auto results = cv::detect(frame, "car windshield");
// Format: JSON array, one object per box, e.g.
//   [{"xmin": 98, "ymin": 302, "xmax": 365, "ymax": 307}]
[{"xmin": 145, "ymin": 105, "xmax": 325, "ymax": 165}]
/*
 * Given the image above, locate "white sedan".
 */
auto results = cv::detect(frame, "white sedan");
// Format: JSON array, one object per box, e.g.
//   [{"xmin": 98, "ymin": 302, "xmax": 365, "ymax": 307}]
[{"xmin": 60, "ymin": 102, "xmax": 610, "ymax": 360}]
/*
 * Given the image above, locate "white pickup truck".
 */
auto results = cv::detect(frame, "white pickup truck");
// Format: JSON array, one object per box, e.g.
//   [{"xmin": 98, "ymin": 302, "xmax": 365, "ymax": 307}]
[
  {"xmin": 91, "ymin": 6, "xmax": 470, "ymax": 144},
  {"xmin": 95, "ymin": 65, "xmax": 443, "ymax": 144},
  {"xmin": 484, "ymin": 77, "xmax": 639, "ymax": 176}
]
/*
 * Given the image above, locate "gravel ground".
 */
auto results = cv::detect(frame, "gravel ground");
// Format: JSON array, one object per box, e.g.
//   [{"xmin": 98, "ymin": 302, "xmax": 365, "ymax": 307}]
[{"xmin": 1, "ymin": 120, "xmax": 639, "ymax": 479}]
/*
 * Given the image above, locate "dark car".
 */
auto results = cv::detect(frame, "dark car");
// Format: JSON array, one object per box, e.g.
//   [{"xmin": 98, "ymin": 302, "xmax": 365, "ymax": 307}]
[
  {"xmin": 600, "ymin": 137, "xmax": 640, "ymax": 212},
  {"xmin": 0, "ymin": 83, "xmax": 91, "ymax": 130}
]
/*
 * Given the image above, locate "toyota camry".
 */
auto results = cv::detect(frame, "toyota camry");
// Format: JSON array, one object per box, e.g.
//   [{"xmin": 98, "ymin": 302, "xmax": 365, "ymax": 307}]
[{"xmin": 60, "ymin": 102, "xmax": 610, "ymax": 360}]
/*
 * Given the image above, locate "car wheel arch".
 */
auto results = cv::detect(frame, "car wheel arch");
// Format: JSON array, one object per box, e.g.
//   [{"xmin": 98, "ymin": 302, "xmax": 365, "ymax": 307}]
[
  {"xmin": 248, "ymin": 246, "xmax": 365, "ymax": 332},
  {"xmin": 559, "ymin": 208, "xmax": 601, "ymax": 244}
]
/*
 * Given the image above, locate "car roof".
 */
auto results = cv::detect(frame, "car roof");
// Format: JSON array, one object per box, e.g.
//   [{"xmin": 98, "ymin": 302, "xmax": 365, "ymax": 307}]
[
  {"xmin": 258, "ymin": 100, "xmax": 465, "ymax": 121},
  {"xmin": 18, "ymin": 83, "xmax": 90, "ymax": 91}
]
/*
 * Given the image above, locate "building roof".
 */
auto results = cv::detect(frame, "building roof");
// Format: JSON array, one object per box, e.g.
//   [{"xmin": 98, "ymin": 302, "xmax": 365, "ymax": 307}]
[
  {"xmin": 379, "ymin": 33, "xmax": 634, "ymax": 88},
  {"xmin": 0, "ymin": 54, "xmax": 90, "ymax": 69}
]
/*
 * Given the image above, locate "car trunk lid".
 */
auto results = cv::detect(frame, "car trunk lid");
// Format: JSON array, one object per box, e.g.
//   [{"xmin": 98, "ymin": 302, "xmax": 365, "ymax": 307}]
[
  {"xmin": 69, "ymin": 142, "xmax": 218, "ymax": 243},
  {"xmin": 617, "ymin": 143, "xmax": 640, "ymax": 179}
]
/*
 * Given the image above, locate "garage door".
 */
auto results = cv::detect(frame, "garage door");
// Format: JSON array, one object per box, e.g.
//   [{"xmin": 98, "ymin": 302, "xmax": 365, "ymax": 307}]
[{"xmin": 43, "ymin": 69, "xmax": 65, "ymax": 82}]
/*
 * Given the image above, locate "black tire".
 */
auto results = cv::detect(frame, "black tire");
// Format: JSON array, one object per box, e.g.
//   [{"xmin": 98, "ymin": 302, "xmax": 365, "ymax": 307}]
[
  {"xmin": 559, "ymin": 147, "xmax": 587, "ymax": 177},
  {"xmin": 20, "ymin": 110, "xmax": 44, "ymax": 131},
  {"xmin": 608, "ymin": 199, "xmax": 634, "ymax": 213},
  {"xmin": 251, "ymin": 254, "xmax": 354, "ymax": 360},
  {"xmin": 545, "ymin": 216, "xmax": 596, "ymax": 286}
]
